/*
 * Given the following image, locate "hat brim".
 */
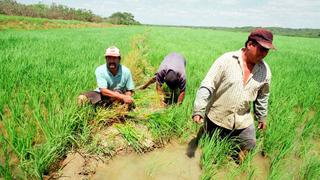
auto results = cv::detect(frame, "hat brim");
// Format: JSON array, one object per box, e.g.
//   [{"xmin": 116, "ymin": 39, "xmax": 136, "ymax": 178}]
[
  {"xmin": 257, "ymin": 40, "xmax": 276, "ymax": 50},
  {"xmin": 105, "ymin": 53, "xmax": 121, "ymax": 57}
]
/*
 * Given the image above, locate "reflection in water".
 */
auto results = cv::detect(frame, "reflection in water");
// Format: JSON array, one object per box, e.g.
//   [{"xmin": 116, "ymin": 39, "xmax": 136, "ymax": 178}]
[{"xmin": 93, "ymin": 143, "xmax": 201, "ymax": 180}]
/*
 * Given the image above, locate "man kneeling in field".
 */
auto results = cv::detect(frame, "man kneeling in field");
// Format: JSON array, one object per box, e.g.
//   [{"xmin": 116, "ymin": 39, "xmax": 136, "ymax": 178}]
[
  {"xmin": 192, "ymin": 28, "xmax": 275, "ymax": 162},
  {"xmin": 78, "ymin": 46, "xmax": 135, "ymax": 108}
]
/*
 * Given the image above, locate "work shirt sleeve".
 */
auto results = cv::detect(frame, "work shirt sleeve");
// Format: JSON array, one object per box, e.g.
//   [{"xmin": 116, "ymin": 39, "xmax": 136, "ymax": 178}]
[
  {"xmin": 126, "ymin": 70, "xmax": 135, "ymax": 91},
  {"xmin": 254, "ymin": 77, "xmax": 271, "ymax": 123},
  {"xmin": 193, "ymin": 87, "xmax": 211, "ymax": 118},
  {"xmin": 192, "ymin": 56, "xmax": 224, "ymax": 118},
  {"xmin": 155, "ymin": 69, "xmax": 166, "ymax": 86},
  {"xmin": 95, "ymin": 67, "xmax": 108, "ymax": 89},
  {"xmin": 179, "ymin": 76, "xmax": 186, "ymax": 92}
]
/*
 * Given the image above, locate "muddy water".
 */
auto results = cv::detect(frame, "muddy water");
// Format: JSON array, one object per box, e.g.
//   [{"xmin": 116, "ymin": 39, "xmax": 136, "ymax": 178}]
[
  {"xmin": 213, "ymin": 153, "xmax": 270, "ymax": 180},
  {"xmin": 92, "ymin": 143, "xmax": 202, "ymax": 180}
]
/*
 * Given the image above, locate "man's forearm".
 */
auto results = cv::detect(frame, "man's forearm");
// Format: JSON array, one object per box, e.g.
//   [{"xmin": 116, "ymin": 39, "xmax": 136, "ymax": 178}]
[
  {"xmin": 100, "ymin": 88, "xmax": 124, "ymax": 101},
  {"xmin": 192, "ymin": 87, "xmax": 211, "ymax": 118},
  {"xmin": 254, "ymin": 89, "xmax": 269, "ymax": 123},
  {"xmin": 156, "ymin": 83, "xmax": 164, "ymax": 95},
  {"xmin": 141, "ymin": 77, "xmax": 156, "ymax": 89},
  {"xmin": 177, "ymin": 91, "xmax": 185, "ymax": 104}
]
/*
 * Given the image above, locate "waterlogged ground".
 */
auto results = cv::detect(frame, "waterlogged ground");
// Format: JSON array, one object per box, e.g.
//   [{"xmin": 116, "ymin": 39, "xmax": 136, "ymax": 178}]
[
  {"xmin": 93, "ymin": 143, "xmax": 201, "ymax": 180},
  {"xmin": 212, "ymin": 153, "xmax": 270, "ymax": 180},
  {"xmin": 56, "ymin": 140, "xmax": 270, "ymax": 180}
]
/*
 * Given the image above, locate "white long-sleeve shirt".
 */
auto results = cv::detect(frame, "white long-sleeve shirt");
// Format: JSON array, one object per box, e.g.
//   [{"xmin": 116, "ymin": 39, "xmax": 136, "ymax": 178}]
[{"xmin": 193, "ymin": 49, "xmax": 271, "ymax": 130}]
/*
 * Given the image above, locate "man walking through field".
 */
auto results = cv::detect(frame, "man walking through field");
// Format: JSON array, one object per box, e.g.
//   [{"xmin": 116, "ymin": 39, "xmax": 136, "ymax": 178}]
[
  {"xmin": 192, "ymin": 28, "xmax": 275, "ymax": 162},
  {"xmin": 78, "ymin": 46, "xmax": 135, "ymax": 107}
]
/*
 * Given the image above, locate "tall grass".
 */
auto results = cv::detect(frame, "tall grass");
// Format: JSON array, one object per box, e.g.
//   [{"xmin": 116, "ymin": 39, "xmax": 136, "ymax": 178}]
[
  {"xmin": 199, "ymin": 133, "xmax": 235, "ymax": 180},
  {"xmin": 0, "ymin": 26, "xmax": 145, "ymax": 178}
]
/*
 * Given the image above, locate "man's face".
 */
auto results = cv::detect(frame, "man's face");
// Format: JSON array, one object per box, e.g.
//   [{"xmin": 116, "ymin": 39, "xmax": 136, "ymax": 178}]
[
  {"xmin": 248, "ymin": 41, "xmax": 269, "ymax": 64},
  {"xmin": 106, "ymin": 56, "xmax": 120, "ymax": 71}
]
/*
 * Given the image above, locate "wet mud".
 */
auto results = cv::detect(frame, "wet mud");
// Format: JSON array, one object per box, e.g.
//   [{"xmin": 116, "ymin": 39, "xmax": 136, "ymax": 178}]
[{"xmin": 92, "ymin": 142, "xmax": 201, "ymax": 180}]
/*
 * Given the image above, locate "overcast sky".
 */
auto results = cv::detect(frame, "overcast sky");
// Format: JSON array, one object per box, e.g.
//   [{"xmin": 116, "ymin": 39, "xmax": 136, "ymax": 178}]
[{"xmin": 17, "ymin": 0, "xmax": 320, "ymax": 28}]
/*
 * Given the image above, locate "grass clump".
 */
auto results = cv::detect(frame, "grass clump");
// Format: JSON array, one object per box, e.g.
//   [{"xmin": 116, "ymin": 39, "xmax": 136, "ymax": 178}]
[
  {"xmin": 199, "ymin": 132, "xmax": 234, "ymax": 180},
  {"xmin": 116, "ymin": 122, "xmax": 145, "ymax": 153}
]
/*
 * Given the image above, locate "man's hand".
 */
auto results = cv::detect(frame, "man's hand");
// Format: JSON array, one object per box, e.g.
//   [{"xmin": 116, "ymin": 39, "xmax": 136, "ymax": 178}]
[
  {"xmin": 258, "ymin": 121, "xmax": 267, "ymax": 130},
  {"xmin": 122, "ymin": 95, "xmax": 134, "ymax": 104},
  {"xmin": 193, "ymin": 115, "xmax": 203, "ymax": 124}
]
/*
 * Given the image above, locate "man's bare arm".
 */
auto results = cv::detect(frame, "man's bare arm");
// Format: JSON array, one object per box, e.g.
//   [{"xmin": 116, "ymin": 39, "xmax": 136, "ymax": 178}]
[
  {"xmin": 177, "ymin": 91, "xmax": 185, "ymax": 104},
  {"xmin": 139, "ymin": 77, "xmax": 156, "ymax": 90},
  {"xmin": 100, "ymin": 88, "xmax": 134, "ymax": 104}
]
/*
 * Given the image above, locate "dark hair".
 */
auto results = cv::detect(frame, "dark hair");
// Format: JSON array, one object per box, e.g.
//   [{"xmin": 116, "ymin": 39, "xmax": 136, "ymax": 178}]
[
  {"xmin": 245, "ymin": 38, "xmax": 258, "ymax": 48},
  {"xmin": 164, "ymin": 70, "xmax": 179, "ymax": 89}
]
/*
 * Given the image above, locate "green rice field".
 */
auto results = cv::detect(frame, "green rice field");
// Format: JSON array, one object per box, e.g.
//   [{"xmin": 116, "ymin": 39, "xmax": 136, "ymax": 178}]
[{"xmin": 0, "ymin": 17, "xmax": 319, "ymax": 179}]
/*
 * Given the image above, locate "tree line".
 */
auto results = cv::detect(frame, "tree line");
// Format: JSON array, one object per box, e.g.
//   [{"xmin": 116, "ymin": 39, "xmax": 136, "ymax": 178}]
[
  {"xmin": 0, "ymin": 0, "xmax": 140, "ymax": 25},
  {"xmin": 105, "ymin": 12, "xmax": 140, "ymax": 25}
]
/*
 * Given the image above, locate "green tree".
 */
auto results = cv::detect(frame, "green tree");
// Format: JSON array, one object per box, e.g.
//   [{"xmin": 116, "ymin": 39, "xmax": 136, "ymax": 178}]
[
  {"xmin": 107, "ymin": 12, "xmax": 140, "ymax": 25},
  {"xmin": 0, "ymin": 0, "xmax": 103, "ymax": 22}
]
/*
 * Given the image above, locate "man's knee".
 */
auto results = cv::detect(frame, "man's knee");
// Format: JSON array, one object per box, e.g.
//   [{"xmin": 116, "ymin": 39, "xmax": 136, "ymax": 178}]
[
  {"xmin": 77, "ymin": 94, "xmax": 89, "ymax": 106},
  {"xmin": 239, "ymin": 124, "xmax": 256, "ymax": 150},
  {"xmin": 242, "ymin": 139, "xmax": 256, "ymax": 150}
]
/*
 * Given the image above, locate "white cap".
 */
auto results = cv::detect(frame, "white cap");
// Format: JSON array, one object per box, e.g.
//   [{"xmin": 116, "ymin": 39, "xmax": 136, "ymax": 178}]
[{"xmin": 105, "ymin": 46, "xmax": 120, "ymax": 57}]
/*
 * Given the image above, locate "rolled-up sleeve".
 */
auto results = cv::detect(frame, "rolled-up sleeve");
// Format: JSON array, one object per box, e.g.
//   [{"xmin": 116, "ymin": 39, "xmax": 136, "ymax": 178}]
[
  {"xmin": 254, "ymin": 79, "xmax": 270, "ymax": 122},
  {"xmin": 155, "ymin": 69, "xmax": 166, "ymax": 85},
  {"xmin": 192, "ymin": 57, "xmax": 224, "ymax": 118},
  {"xmin": 179, "ymin": 77, "xmax": 186, "ymax": 91}
]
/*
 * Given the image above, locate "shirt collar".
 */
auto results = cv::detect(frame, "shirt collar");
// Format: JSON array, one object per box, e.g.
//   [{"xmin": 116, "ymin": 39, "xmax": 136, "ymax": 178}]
[
  {"xmin": 232, "ymin": 48, "xmax": 264, "ymax": 68},
  {"xmin": 232, "ymin": 48, "xmax": 264, "ymax": 82},
  {"xmin": 232, "ymin": 49, "xmax": 244, "ymax": 68}
]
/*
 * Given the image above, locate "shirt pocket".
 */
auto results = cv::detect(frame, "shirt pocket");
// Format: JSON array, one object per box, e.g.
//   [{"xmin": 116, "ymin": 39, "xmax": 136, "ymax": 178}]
[
  {"xmin": 114, "ymin": 80, "xmax": 126, "ymax": 92},
  {"xmin": 247, "ymin": 81, "xmax": 261, "ymax": 101},
  {"xmin": 237, "ymin": 101, "xmax": 250, "ymax": 115}
]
